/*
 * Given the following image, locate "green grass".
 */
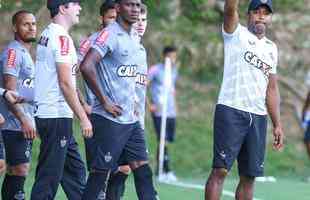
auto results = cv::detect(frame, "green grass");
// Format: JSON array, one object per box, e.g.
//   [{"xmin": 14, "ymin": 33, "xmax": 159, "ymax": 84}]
[{"xmin": 1, "ymin": 78, "xmax": 310, "ymax": 199}]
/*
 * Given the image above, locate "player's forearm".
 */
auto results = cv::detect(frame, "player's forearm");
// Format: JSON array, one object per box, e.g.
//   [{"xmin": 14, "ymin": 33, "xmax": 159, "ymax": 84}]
[
  {"xmin": 59, "ymin": 80, "xmax": 88, "ymax": 122},
  {"xmin": 6, "ymin": 101, "xmax": 27, "ymax": 123},
  {"xmin": 266, "ymin": 77, "xmax": 282, "ymax": 128},
  {"xmin": 80, "ymin": 56, "xmax": 109, "ymax": 106},
  {"xmin": 3, "ymin": 76, "xmax": 27, "ymax": 123},
  {"xmin": 225, "ymin": 0, "xmax": 239, "ymax": 14}
]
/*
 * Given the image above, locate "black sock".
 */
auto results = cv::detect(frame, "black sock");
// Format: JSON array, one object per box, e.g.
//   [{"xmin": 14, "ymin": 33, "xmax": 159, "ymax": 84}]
[
  {"xmin": 106, "ymin": 172, "xmax": 128, "ymax": 200},
  {"xmin": 1, "ymin": 174, "xmax": 26, "ymax": 200},
  {"xmin": 133, "ymin": 165, "xmax": 157, "ymax": 200},
  {"xmin": 82, "ymin": 170, "xmax": 110, "ymax": 200},
  {"xmin": 163, "ymin": 146, "xmax": 171, "ymax": 173}
]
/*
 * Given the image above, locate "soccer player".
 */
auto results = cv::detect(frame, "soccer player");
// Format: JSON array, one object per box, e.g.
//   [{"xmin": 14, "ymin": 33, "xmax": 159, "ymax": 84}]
[
  {"xmin": 80, "ymin": 0, "xmax": 158, "ymax": 199},
  {"xmin": 105, "ymin": 3, "xmax": 149, "ymax": 199},
  {"xmin": 205, "ymin": 0, "xmax": 284, "ymax": 199},
  {"xmin": 0, "ymin": 10, "xmax": 37, "ymax": 200},
  {"xmin": 31, "ymin": 1, "xmax": 92, "ymax": 199},
  {"xmin": 148, "ymin": 46, "xmax": 179, "ymax": 181},
  {"xmin": 77, "ymin": 1, "xmax": 118, "ymax": 199}
]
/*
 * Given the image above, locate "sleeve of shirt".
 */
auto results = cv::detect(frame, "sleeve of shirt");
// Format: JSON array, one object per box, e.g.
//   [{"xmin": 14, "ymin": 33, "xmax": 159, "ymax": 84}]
[
  {"xmin": 2, "ymin": 48, "xmax": 22, "ymax": 77},
  {"xmin": 222, "ymin": 23, "xmax": 241, "ymax": 40},
  {"xmin": 91, "ymin": 29, "xmax": 116, "ymax": 58},
  {"xmin": 53, "ymin": 34, "xmax": 72, "ymax": 64},
  {"xmin": 270, "ymin": 45, "xmax": 278, "ymax": 75},
  {"xmin": 78, "ymin": 37, "xmax": 92, "ymax": 63}
]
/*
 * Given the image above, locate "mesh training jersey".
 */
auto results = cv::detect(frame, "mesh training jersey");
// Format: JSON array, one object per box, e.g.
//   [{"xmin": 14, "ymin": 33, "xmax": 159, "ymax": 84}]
[{"xmin": 218, "ymin": 24, "xmax": 278, "ymax": 115}]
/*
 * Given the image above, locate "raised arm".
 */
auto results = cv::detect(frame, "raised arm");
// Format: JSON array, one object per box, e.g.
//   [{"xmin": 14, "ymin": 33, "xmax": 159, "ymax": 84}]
[
  {"xmin": 266, "ymin": 74, "xmax": 284, "ymax": 150},
  {"xmin": 224, "ymin": 0, "xmax": 240, "ymax": 33}
]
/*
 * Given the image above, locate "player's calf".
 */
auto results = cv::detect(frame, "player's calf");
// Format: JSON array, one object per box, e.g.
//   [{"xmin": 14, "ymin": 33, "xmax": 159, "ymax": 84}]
[
  {"xmin": 205, "ymin": 168, "xmax": 229, "ymax": 200},
  {"xmin": 235, "ymin": 176, "xmax": 255, "ymax": 200},
  {"xmin": 131, "ymin": 163, "xmax": 157, "ymax": 200}
]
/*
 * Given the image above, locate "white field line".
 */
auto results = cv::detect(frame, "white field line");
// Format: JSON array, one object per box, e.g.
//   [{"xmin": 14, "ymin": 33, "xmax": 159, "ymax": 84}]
[{"xmin": 159, "ymin": 180, "xmax": 264, "ymax": 200}]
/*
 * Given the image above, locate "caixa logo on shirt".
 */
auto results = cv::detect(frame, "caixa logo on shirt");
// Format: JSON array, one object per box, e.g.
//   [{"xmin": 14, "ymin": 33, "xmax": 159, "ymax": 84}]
[
  {"xmin": 22, "ymin": 78, "xmax": 34, "ymax": 88},
  {"xmin": 117, "ymin": 65, "xmax": 137, "ymax": 77},
  {"xmin": 244, "ymin": 51, "xmax": 272, "ymax": 77},
  {"xmin": 136, "ymin": 73, "xmax": 148, "ymax": 86}
]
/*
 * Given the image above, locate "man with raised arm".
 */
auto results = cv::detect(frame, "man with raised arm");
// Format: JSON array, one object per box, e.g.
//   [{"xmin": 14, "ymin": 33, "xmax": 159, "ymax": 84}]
[{"xmin": 205, "ymin": 0, "xmax": 284, "ymax": 199}]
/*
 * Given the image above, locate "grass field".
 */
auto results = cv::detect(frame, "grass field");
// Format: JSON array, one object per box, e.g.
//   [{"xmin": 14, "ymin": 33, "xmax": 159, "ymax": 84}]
[
  {"xmin": 16, "ymin": 173, "xmax": 310, "ymax": 199},
  {"xmin": 1, "ymin": 78, "xmax": 310, "ymax": 199}
]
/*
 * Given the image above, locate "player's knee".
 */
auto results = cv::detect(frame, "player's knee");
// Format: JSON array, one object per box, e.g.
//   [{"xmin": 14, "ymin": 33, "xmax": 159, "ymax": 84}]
[
  {"xmin": 9, "ymin": 163, "xmax": 30, "ymax": 176},
  {"xmin": 213, "ymin": 168, "xmax": 228, "ymax": 180},
  {"xmin": 129, "ymin": 160, "xmax": 148, "ymax": 170},
  {"xmin": 0, "ymin": 160, "xmax": 6, "ymax": 175},
  {"xmin": 239, "ymin": 175, "xmax": 255, "ymax": 185},
  {"xmin": 132, "ymin": 164, "xmax": 153, "ymax": 179}
]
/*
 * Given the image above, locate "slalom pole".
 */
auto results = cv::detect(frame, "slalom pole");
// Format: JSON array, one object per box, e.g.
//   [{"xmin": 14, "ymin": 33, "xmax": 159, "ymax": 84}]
[{"xmin": 158, "ymin": 57, "xmax": 172, "ymax": 180}]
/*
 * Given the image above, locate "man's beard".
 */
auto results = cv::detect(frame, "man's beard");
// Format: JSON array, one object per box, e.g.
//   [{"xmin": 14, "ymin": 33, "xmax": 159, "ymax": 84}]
[
  {"xmin": 248, "ymin": 23, "xmax": 266, "ymax": 36},
  {"xmin": 23, "ymin": 37, "xmax": 36, "ymax": 43}
]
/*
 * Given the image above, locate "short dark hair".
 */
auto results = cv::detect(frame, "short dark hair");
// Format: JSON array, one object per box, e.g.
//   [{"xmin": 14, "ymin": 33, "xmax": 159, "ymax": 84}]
[
  {"xmin": 12, "ymin": 10, "xmax": 32, "ymax": 25},
  {"xmin": 100, "ymin": 0, "xmax": 116, "ymax": 16},
  {"xmin": 49, "ymin": 3, "xmax": 70, "ymax": 18},
  {"xmin": 163, "ymin": 46, "xmax": 177, "ymax": 56}
]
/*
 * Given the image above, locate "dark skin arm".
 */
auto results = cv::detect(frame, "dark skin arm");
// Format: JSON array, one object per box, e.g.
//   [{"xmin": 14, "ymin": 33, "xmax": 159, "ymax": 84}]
[
  {"xmin": 223, "ymin": 0, "xmax": 240, "ymax": 33},
  {"xmin": 266, "ymin": 74, "xmax": 284, "ymax": 150},
  {"xmin": 79, "ymin": 48, "xmax": 122, "ymax": 117},
  {"xmin": 302, "ymin": 91, "xmax": 310, "ymax": 121},
  {"xmin": 3, "ymin": 74, "xmax": 36, "ymax": 139}
]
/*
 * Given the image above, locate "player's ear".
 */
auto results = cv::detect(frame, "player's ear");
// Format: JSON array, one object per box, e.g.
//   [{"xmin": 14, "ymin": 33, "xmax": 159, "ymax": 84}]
[
  {"xmin": 58, "ymin": 4, "xmax": 67, "ymax": 15},
  {"xmin": 12, "ymin": 24, "xmax": 17, "ymax": 33}
]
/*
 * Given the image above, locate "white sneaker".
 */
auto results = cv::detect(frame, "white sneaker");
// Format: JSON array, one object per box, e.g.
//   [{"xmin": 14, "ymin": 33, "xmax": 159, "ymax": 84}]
[
  {"xmin": 157, "ymin": 173, "xmax": 167, "ymax": 182},
  {"xmin": 97, "ymin": 190, "xmax": 106, "ymax": 200},
  {"xmin": 165, "ymin": 171, "xmax": 178, "ymax": 182}
]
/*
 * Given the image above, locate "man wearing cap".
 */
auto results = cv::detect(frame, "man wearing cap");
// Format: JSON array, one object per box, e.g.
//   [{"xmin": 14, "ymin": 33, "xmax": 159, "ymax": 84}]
[
  {"xmin": 31, "ymin": 0, "xmax": 92, "ymax": 199},
  {"xmin": 205, "ymin": 0, "xmax": 284, "ymax": 199}
]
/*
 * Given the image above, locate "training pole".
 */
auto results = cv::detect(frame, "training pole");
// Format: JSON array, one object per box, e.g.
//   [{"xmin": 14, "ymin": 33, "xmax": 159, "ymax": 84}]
[{"xmin": 158, "ymin": 57, "xmax": 172, "ymax": 180}]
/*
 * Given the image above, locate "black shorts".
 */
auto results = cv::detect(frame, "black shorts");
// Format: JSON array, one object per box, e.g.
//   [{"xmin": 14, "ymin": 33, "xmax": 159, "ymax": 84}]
[
  {"xmin": 212, "ymin": 104, "xmax": 267, "ymax": 177},
  {"xmin": 0, "ymin": 133, "xmax": 4, "ymax": 160},
  {"xmin": 304, "ymin": 125, "xmax": 310, "ymax": 142},
  {"xmin": 84, "ymin": 114, "xmax": 148, "ymax": 171},
  {"xmin": 2, "ymin": 130, "xmax": 32, "ymax": 166},
  {"xmin": 152, "ymin": 115, "xmax": 176, "ymax": 142}
]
